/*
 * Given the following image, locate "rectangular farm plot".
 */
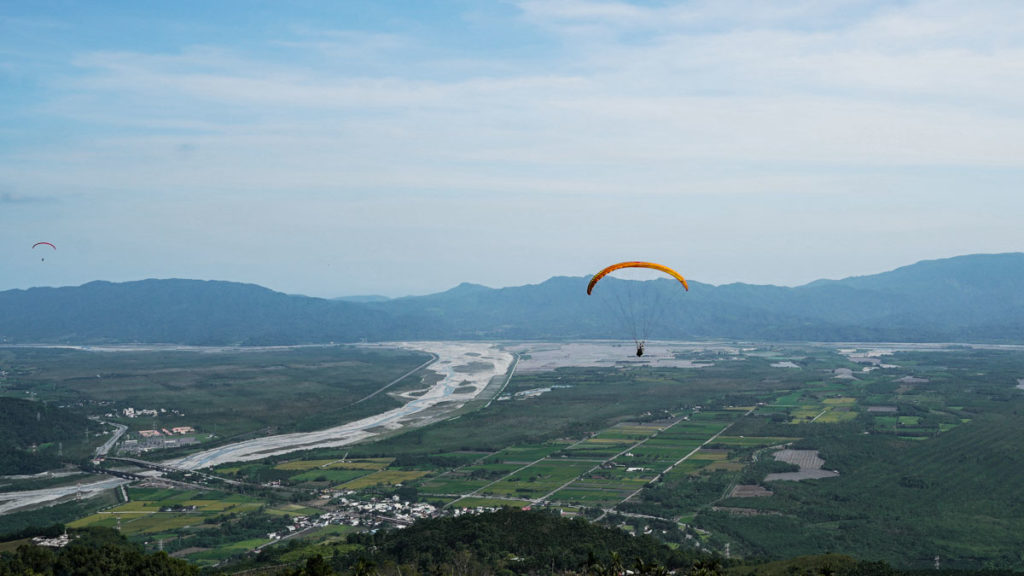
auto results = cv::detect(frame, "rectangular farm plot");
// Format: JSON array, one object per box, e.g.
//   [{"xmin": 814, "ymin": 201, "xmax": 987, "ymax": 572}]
[
  {"xmin": 274, "ymin": 459, "xmax": 339, "ymax": 471},
  {"xmin": 69, "ymin": 491, "xmax": 253, "ymax": 524},
  {"xmin": 627, "ymin": 436, "xmax": 704, "ymax": 463},
  {"xmin": 625, "ymin": 444, "xmax": 691, "ymax": 465},
  {"xmin": 657, "ymin": 421, "xmax": 731, "ymax": 439},
  {"xmin": 689, "ymin": 449, "xmax": 729, "ymax": 461},
  {"xmin": 274, "ymin": 457, "xmax": 393, "ymax": 471},
  {"xmin": 790, "ymin": 405, "xmax": 825, "ymax": 422},
  {"xmin": 69, "ymin": 508, "xmax": 206, "ymax": 536},
  {"xmin": 323, "ymin": 458, "xmax": 393, "ymax": 470},
  {"xmin": 582, "ymin": 436, "xmax": 637, "ymax": 445},
  {"xmin": 337, "ymin": 469, "xmax": 430, "ymax": 490},
  {"xmin": 67, "ymin": 515, "xmax": 120, "ymax": 531},
  {"xmin": 815, "ymin": 408, "xmax": 859, "ymax": 423},
  {"xmin": 416, "ymin": 476, "xmax": 492, "ymax": 495},
  {"xmin": 176, "ymin": 499, "xmax": 250, "ymax": 512},
  {"xmin": 587, "ymin": 465, "xmax": 659, "ymax": 483},
  {"xmin": 713, "ymin": 436, "xmax": 797, "ymax": 447},
  {"xmin": 595, "ymin": 423, "xmax": 666, "ymax": 441},
  {"xmin": 101, "ymin": 501, "xmax": 162, "ymax": 513},
  {"xmin": 482, "ymin": 460, "xmax": 596, "ymax": 499},
  {"xmin": 773, "ymin": 392, "xmax": 805, "ymax": 406},
  {"xmin": 461, "ymin": 461, "xmax": 525, "ymax": 478},
  {"xmin": 551, "ymin": 467, "xmax": 653, "ymax": 507},
  {"xmin": 67, "ymin": 490, "xmax": 271, "ymax": 537},
  {"xmin": 127, "ymin": 487, "xmax": 186, "ymax": 501},
  {"xmin": 485, "ymin": 443, "xmax": 571, "ymax": 463},
  {"xmin": 116, "ymin": 514, "xmax": 203, "ymax": 536},
  {"xmin": 449, "ymin": 497, "xmax": 531, "ymax": 509},
  {"xmin": 550, "ymin": 486, "xmax": 633, "ymax": 507},
  {"xmin": 690, "ymin": 410, "xmax": 740, "ymax": 422},
  {"xmin": 290, "ymin": 469, "xmax": 373, "ymax": 484},
  {"xmin": 563, "ymin": 439, "xmax": 633, "ymax": 459},
  {"xmin": 702, "ymin": 460, "xmax": 745, "ymax": 472},
  {"xmin": 663, "ymin": 459, "xmax": 713, "ymax": 479},
  {"xmin": 265, "ymin": 504, "xmax": 321, "ymax": 517}
]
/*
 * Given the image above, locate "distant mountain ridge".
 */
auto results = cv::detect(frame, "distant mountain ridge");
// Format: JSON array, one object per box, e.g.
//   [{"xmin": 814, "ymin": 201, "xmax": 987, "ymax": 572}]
[{"xmin": 1, "ymin": 253, "xmax": 1022, "ymax": 345}]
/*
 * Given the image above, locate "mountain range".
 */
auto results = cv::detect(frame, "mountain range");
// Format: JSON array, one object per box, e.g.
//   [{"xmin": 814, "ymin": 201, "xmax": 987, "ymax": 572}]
[{"xmin": 1, "ymin": 253, "xmax": 1022, "ymax": 345}]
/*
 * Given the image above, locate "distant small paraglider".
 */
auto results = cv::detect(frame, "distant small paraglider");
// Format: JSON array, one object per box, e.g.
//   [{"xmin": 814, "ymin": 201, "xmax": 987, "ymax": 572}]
[{"xmin": 33, "ymin": 241, "xmax": 56, "ymax": 261}]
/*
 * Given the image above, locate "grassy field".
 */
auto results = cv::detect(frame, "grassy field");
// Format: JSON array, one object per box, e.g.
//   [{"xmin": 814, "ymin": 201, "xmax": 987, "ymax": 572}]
[
  {"xmin": 338, "ymin": 469, "xmax": 430, "ymax": 490},
  {"xmin": 64, "ymin": 487, "xmax": 312, "ymax": 566}
]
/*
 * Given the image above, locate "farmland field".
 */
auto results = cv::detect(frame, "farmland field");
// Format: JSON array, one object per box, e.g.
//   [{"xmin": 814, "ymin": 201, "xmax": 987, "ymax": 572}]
[{"xmin": 2, "ymin": 342, "xmax": 1024, "ymax": 571}]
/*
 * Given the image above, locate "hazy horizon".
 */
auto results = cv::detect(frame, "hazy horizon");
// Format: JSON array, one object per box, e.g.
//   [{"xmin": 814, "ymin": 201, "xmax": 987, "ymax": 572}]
[{"xmin": 3, "ymin": 250, "xmax": 1018, "ymax": 300}]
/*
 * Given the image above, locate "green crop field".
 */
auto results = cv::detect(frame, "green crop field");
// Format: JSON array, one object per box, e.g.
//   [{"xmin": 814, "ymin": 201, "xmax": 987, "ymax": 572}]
[
  {"xmin": 461, "ymin": 461, "xmax": 524, "ymax": 477},
  {"xmin": 450, "ymin": 497, "xmax": 531, "ymax": 509},
  {"xmin": 483, "ymin": 460, "xmax": 598, "ymax": 499},
  {"xmin": 289, "ymin": 469, "xmax": 372, "ymax": 484},
  {"xmin": 274, "ymin": 459, "xmax": 339, "ymax": 471},
  {"xmin": 712, "ymin": 436, "xmax": 797, "ymax": 447},
  {"xmin": 338, "ymin": 469, "xmax": 430, "ymax": 489},
  {"xmin": 418, "ymin": 476, "xmax": 491, "ymax": 495},
  {"xmin": 485, "ymin": 443, "xmax": 569, "ymax": 463}
]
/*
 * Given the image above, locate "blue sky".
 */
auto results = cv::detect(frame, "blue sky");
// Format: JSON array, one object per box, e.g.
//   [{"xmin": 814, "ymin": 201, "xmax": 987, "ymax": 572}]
[{"xmin": 2, "ymin": 1, "xmax": 1023, "ymax": 297}]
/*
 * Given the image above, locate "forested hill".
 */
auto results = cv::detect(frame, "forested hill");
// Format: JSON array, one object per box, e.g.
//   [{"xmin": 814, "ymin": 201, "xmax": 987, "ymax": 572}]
[
  {"xmin": 1, "ymin": 253, "xmax": 1022, "ymax": 345},
  {"xmin": 0, "ymin": 398, "xmax": 101, "ymax": 474}
]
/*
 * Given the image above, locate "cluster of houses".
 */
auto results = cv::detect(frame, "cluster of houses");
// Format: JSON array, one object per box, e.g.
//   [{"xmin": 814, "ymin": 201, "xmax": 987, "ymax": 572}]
[
  {"xmin": 262, "ymin": 495, "xmax": 441, "ymax": 542},
  {"xmin": 331, "ymin": 495, "xmax": 439, "ymax": 527},
  {"xmin": 264, "ymin": 511, "xmax": 365, "ymax": 541},
  {"xmin": 138, "ymin": 426, "xmax": 195, "ymax": 438},
  {"xmin": 261, "ymin": 495, "xmax": 505, "ymax": 542},
  {"xmin": 117, "ymin": 407, "xmax": 186, "ymax": 418},
  {"xmin": 120, "ymin": 435, "xmax": 199, "ymax": 455},
  {"xmin": 31, "ymin": 532, "xmax": 72, "ymax": 548}
]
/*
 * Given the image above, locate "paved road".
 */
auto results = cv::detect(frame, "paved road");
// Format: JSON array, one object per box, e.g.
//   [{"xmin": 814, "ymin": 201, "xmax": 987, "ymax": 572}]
[{"xmin": 95, "ymin": 422, "xmax": 128, "ymax": 458}]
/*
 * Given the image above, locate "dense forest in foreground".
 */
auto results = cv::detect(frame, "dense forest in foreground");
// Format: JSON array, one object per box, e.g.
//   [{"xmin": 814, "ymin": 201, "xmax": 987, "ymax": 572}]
[{"xmin": 3, "ymin": 513, "xmax": 1021, "ymax": 576}]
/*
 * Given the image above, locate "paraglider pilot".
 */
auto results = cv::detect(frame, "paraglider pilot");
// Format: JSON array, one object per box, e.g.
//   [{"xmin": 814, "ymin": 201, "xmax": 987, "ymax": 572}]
[{"xmin": 636, "ymin": 342, "xmax": 644, "ymax": 357}]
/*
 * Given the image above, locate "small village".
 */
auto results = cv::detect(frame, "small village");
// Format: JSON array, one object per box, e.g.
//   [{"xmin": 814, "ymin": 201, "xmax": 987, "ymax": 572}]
[{"xmin": 264, "ymin": 495, "xmax": 500, "ymax": 543}]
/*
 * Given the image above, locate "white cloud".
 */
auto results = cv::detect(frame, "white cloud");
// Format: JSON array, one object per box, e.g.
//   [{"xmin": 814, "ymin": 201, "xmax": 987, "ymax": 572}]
[
  {"xmin": 33, "ymin": 2, "xmax": 1021, "ymax": 185},
  {"xmin": 3, "ymin": 1, "xmax": 1023, "ymax": 294}
]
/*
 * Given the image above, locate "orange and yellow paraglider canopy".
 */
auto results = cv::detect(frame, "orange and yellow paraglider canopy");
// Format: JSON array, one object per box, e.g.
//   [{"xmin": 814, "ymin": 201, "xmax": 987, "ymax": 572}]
[{"xmin": 586, "ymin": 261, "xmax": 688, "ymax": 295}]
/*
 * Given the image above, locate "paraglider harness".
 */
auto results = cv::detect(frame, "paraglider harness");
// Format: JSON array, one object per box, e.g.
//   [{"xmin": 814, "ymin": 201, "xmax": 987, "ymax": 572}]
[{"xmin": 636, "ymin": 342, "xmax": 644, "ymax": 357}]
